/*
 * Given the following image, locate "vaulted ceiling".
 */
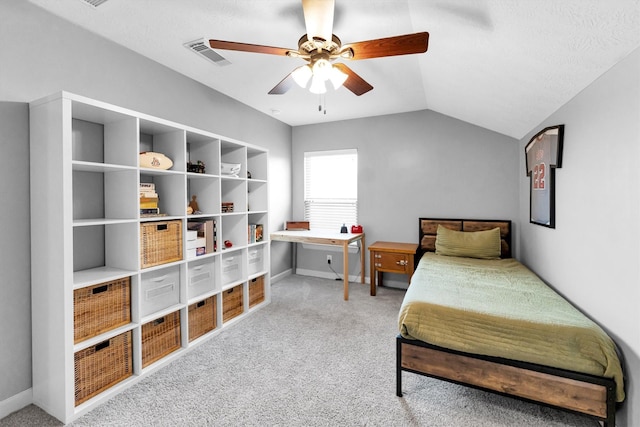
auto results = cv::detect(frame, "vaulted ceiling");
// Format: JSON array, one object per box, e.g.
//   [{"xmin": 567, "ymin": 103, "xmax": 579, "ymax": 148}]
[{"xmin": 29, "ymin": 0, "xmax": 640, "ymax": 139}]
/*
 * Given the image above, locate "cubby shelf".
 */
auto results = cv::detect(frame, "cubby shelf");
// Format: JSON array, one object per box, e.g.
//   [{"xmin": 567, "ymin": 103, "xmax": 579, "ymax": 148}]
[{"xmin": 30, "ymin": 91, "xmax": 270, "ymax": 424}]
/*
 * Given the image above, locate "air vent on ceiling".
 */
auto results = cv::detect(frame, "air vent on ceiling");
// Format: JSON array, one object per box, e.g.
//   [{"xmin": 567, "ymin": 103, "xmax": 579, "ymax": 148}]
[
  {"xmin": 79, "ymin": 0, "xmax": 109, "ymax": 7},
  {"xmin": 184, "ymin": 38, "xmax": 231, "ymax": 66}
]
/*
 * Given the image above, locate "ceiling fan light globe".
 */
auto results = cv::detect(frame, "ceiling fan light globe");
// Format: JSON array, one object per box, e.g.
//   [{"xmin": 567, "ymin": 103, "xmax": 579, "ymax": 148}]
[
  {"xmin": 309, "ymin": 75, "xmax": 327, "ymax": 94},
  {"xmin": 292, "ymin": 65, "xmax": 312, "ymax": 88},
  {"xmin": 329, "ymin": 66, "xmax": 348, "ymax": 89},
  {"xmin": 312, "ymin": 58, "xmax": 332, "ymax": 81}
]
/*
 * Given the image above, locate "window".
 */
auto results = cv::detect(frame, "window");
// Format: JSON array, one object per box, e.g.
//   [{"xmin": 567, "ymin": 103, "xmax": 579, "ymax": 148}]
[{"xmin": 304, "ymin": 149, "xmax": 357, "ymax": 231}]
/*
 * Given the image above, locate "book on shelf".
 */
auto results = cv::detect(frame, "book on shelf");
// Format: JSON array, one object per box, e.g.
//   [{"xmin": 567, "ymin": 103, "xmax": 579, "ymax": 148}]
[
  {"xmin": 140, "ymin": 199, "xmax": 159, "ymax": 209},
  {"xmin": 248, "ymin": 224, "xmax": 263, "ymax": 243},
  {"xmin": 140, "ymin": 209, "xmax": 167, "ymax": 218},
  {"xmin": 187, "ymin": 219, "xmax": 217, "ymax": 253}
]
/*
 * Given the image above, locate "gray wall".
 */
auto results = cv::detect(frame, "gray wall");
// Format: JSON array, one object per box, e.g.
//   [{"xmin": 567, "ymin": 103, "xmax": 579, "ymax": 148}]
[
  {"xmin": 0, "ymin": 102, "xmax": 32, "ymax": 402},
  {"xmin": 0, "ymin": 1, "xmax": 292, "ymax": 408},
  {"xmin": 517, "ymin": 47, "xmax": 640, "ymax": 427},
  {"xmin": 290, "ymin": 111, "xmax": 519, "ymax": 284}
]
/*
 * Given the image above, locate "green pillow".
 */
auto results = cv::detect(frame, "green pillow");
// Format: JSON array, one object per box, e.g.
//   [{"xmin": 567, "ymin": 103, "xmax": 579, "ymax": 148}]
[{"xmin": 435, "ymin": 225, "xmax": 501, "ymax": 259}]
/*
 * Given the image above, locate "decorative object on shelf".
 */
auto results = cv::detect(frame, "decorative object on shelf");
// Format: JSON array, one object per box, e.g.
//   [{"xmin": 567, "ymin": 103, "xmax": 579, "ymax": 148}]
[
  {"xmin": 340, "ymin": 223, "xmax": 348, "ymax": 233},
  {"xmin": 221, "ymin": 162, "xmax": 241, "ymax": 177},
  {"xmin": 187, "ymin": 160, "xmax": 205, "ymax": 174},
  {"xmin": 221, "ymin": 202, "xmax": 234, "ymax": 213},
  {"xmin": 224, "ymin": 239, "xmax": 233, "ymax": 248},
  {"xmin": 525, "ymin": 124, "xmax": 564, "ymax": 228},
  {"xmin": 188, "ymin": 195, "xmax": 201, "ymax": 215},
  {"xmin": 247, "ymin": 170, "xmax": 252, "ymax": 179},
  {"xmin": 140, "ymin": 151, "xmax": 173, "ymax": 170}
]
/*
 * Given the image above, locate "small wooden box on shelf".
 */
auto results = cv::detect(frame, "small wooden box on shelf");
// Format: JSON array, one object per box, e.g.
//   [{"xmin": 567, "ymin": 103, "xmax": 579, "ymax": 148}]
[{"xmin": 368, "ymin": 241, "xmax": 418, "ymax": 296}]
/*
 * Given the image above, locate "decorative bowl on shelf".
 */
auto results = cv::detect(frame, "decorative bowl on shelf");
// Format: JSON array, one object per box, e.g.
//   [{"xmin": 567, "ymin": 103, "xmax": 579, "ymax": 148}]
[
  {"xmin": 221, "ymin": 162, "xmax": 241, "ymax": 177},
  {"xmin": 140, "ymin": 152, "xmax": 173, "ymax": 170}
]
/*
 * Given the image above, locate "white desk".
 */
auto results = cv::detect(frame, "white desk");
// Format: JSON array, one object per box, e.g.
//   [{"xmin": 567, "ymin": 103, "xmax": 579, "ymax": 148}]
[{"xmin": 270, "ymin": 230, "xmax": 366, "ymax": 300}]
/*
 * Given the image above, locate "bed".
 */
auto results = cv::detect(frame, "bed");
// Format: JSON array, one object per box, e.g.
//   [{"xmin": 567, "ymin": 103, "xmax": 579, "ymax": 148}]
[{"xmin": 396, "ymin": 218, "xmax": 625, "ymax": 427}]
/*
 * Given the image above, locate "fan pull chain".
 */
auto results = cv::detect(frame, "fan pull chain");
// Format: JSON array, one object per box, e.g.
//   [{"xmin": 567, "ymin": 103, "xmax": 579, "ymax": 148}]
[{"xmin": 318, "ymin": 94, "xmax": 327, "ymax": 115}]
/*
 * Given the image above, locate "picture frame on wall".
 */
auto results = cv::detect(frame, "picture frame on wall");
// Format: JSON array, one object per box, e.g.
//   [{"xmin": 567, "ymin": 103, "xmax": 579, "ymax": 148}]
[{"xmin": 525, "ymin": 124, "xmax": 564, "ymax": 228}]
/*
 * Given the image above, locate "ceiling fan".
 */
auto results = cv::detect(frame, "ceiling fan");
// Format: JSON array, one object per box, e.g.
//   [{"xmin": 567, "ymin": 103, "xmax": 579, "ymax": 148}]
[{"xmin": 208, "ymin": 0, "xmax": 429, "ymax": 96}]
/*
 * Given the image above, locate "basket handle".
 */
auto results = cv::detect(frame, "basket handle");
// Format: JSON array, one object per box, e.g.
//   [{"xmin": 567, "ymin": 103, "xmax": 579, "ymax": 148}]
[
  {"xmin": 153, "ymin": 317, "xmax": 165, "ymax": 326},
  {"xmin": 197, "ymin": 300, "xmax": 206, "ymax": 308},
  {"xmin": 150, "ymin": 275, "xmax": 168, "ymax": 282},
  {"xmin": 95, "ymin": 340, "xmax": 110, "ymax": 352},
  {"xmin": 156, "ymin": 223, "xmax": 168, "ymax": 231},
  {"xmin": 92, "ymin": 284, "xmax": 108, "ymax": 294}
]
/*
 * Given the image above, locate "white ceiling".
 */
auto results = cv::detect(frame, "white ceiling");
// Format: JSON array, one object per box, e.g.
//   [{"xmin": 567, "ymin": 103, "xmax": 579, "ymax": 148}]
[{"xmin": 29, "ymin": 0, "xmax": 640, "ymax": 139}]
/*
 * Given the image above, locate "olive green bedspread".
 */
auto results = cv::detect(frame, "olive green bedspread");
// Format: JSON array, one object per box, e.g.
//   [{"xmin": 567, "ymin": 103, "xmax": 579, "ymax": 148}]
[{"xmin": 398, "ymin": 253, "xmax": 625, "ymax": 402}]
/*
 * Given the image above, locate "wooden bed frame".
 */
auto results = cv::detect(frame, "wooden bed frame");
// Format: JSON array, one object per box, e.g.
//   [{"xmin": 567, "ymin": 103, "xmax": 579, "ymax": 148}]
[{"xmin": 396, "ymin": 218, "xmax": 618, "ymax": 427}]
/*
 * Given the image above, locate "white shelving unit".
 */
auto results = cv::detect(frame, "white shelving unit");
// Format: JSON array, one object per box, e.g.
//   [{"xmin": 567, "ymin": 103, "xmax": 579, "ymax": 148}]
[{"xmin": 29, "ymin": 92, "xmax": 270, "ymax": 423}]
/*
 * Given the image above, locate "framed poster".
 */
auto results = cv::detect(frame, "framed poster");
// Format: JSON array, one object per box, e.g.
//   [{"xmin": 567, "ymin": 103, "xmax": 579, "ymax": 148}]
[{"xmin": 525, "ymin": 125, "xmax": 564, "ymax": 228}]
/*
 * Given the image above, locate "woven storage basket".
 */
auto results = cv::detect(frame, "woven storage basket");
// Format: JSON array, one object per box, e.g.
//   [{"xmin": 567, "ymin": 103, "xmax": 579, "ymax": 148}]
[
  {"xmin": 188, "ymin": 295, "xmax": 217, "ymax": 342},
  {"xmin": 248, "ymin": 276, "xmax": 265, "ymax": 308},
  {"xmin": 74, "ymin": 331, "xmax": 133, "ymax": 406},
  {"xmin": 141, "ymin": 311, "xmax": 181, "ymax": 368},
  {"xmin": 74, "ymin": 277, "xmax": 131, "ymax": 343},
  {"xmin": 222, "ymin": 284, "xmax": 243, "ymax": 323},
  {"xmin": 140, "ymin": 220, "xmax": 183, "ymax": 269}
]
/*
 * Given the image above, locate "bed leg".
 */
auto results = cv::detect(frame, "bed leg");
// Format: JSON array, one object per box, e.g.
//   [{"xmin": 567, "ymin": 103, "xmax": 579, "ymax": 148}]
[
  {"xmin": 396, "ymin": 337, "xmax": 403, "ymax": 397},
  {"xmin": 603, "ymin": 384, "xmax": 616, "ymax": 427}
]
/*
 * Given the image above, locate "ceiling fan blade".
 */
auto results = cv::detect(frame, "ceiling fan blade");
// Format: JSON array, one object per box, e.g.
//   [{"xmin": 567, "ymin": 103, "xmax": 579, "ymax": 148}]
[
  {"xmin": 268, "ymin": 72, "xmax": 296, "ymax": 95},
  {"xmin": 333, "ymin": 63, "xmax": 373, "ymax": 96},
  {"xmin": 342, "ymin": 32, "xmax": 429, "ymax": 60},
  {"xmin": 302, "ymin": 0, "xmax": 334, "ymax": 44},
  {"xmin": 209, "ymin": 39, "xmax": 292, "ymax": 56}
]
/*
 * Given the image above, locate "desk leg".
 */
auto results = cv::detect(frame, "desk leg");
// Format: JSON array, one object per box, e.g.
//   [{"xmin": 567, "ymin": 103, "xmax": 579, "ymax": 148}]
[
  {"xmin": 343, "ymin": 241, "xmax": 349, "ymax": 300},
  {"xmin": 360, "ymin": 235, "xmax": 365, "ymax": 285},
  {"xmin": 292, "ymin": 242, "xmax": 297, "ymax": 275}
]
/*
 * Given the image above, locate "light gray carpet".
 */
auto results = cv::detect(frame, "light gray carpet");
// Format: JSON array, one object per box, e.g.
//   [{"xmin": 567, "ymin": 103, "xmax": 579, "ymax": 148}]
[{"xmin": 2, "ymin": 275, "xmax": 598, "ymax": 426}]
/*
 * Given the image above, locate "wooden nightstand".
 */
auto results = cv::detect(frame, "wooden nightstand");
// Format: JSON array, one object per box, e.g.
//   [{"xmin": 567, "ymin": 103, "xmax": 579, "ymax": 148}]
[{"xmin": 369, "ymin": 241, "xmax": 418, "ymax": 296}]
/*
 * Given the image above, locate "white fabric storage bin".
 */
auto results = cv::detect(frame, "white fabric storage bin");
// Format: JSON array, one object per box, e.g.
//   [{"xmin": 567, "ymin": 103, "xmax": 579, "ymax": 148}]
[
  {"xmin": 247, "ymin": 247, "xmax": 264, "ymax": 276},
  {"xmin": 221, "ymin": 254, "xmax": 241, "ymax": 285},
  {"xmin": 188, "ymin": 258, "xmax": 216, "ymax": 298},
  {"xmin": 141, "ymin": 265, "xmax": 180, "ymax": 317}
]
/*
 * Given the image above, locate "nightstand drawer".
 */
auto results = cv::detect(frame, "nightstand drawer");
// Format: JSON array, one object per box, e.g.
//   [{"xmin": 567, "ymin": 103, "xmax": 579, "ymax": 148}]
[{"xmin": 373, "ymin": 252, "xmax": 411, "ymax": 274}]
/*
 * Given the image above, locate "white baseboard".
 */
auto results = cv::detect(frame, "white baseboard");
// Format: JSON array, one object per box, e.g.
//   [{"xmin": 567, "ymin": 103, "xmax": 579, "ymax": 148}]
[
  {"xmin": 270, "ymin": 268, "xmax": 292, "ymax": 283},
  {"xmin": 0, "ymin": 388, "xmax": 32, "ymax": 420}
]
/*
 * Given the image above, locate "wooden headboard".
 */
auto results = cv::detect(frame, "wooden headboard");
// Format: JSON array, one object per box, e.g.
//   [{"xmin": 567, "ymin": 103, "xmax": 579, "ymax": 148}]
[{"xmin": 418, "ymin": 218, "xmax": 512, "ymax": 259}]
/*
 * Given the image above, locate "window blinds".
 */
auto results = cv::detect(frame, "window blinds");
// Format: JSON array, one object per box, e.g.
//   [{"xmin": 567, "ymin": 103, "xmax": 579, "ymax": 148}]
[{"xmin": 304, "ymin": 149, "xmax": 358, "ymax": 231}]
